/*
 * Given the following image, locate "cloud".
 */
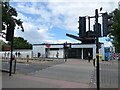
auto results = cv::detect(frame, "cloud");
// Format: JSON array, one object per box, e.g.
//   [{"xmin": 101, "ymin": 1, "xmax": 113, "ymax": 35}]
[
  {"xmin": 11, "ymin": 0, "xmax": 120, "ymax": 3},
  {"xmin": 15, "ymin": 1, "xmax": 119, "ymax": 32},
  {"xmin": 16, "ymin": 3, "xmax": 47, "ymax": 15},
  {"xmin": 14, "ymin": 24, "xmax": 53, "ymax": 44},
  {"xmin": 45, "ymin": 39, "xmax": 80, "ymax": 44},
  {"xmin": 14, "ymin": 12, "xmax": 53, "ymax": 44},
  {"xmin": 10, "ymin": 1, "xmax": 119, "ymax": 44}
]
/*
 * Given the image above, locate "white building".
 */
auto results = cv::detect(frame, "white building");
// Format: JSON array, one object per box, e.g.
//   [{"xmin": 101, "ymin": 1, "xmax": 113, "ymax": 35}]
[
  {"xmin": 33, "ymin": 43, "xmax": 105, "ymax": 60},
  {"xmin": 1, "ymin": 49, "xmax": 32, "ymax": 59},
  {"xmin": 0, "ymin": 43, "xmax": 105, "ymax": 60}
]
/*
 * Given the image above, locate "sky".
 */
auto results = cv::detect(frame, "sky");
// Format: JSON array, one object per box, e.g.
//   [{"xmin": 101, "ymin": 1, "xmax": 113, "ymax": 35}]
[{"xmin": 6, "ymin": 0, "xmax": 120, "ymax": 46}]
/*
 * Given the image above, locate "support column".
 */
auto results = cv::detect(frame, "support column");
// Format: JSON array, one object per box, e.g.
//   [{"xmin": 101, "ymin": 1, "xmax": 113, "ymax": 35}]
[{"xmin": 81, "ymin": 48, "xmax": 83, "ymax": 59}]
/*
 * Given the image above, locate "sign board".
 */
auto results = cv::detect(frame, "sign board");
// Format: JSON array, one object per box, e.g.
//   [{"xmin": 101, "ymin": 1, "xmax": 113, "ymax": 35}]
[{"xmin": 46, "ymin": 44, "xmax": 51, "ymax": 48}]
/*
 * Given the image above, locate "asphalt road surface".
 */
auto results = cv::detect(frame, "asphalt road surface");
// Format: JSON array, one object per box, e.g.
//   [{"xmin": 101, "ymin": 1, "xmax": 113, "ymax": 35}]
[{"xmin": 2, "ymin": 60, "xmax": 64, "ymax": 75}]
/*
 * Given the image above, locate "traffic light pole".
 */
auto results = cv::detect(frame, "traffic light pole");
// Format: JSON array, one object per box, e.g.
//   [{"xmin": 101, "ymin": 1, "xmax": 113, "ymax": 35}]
[{"xmin": 95, "ymin": 9, "xmax": 100, "ymax": 90}]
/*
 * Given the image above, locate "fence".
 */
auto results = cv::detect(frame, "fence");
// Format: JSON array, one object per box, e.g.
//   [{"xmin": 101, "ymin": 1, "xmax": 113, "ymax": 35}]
[
  {"xmin": 90, "ymin": 60, "xmax": 118, "ymax": 88},
  {"xmin": 110, "ymin": 53, "xmax": 120, "ymax": 60}
]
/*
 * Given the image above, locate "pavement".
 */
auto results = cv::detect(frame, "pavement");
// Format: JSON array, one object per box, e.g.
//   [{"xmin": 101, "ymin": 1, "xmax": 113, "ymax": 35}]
[
  {"xmin": 90, "ymin": 60, "xmax": 119, "ymax": 88},
  {"xmin": 2, "ymin": 59, "xmax": 94, "ymax": 88},
  {"xmin": 0, "ymin": 58, "xmax": 65, "ymax": 63}
]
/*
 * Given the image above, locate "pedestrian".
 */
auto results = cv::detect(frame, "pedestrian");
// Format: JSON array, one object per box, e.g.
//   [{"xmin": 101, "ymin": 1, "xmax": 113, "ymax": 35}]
[
  {"xmin": 7, "ymin": 52, "xmax": 9, "ymax": 58},
  {"xmin": 4, "ymin": 52, "xmax": 6, "ymax": 59},
  {"xmin": 88, "ymin": 52, "xmax": 91, "ymax": 62},
  {"xmin": 93, "ymin": 58, "xmax": 95, "ymax": 67},
  {"xmin": 38, "ymin": 52, "xmax": 41, "ymax": 58},
  {"xmin": 18, "ymin": 52, "xmax": 21, "ymax": 57},
  {"xmin": 15, "ymin": 52, "xmax": 17, "ymax": 58},
  {"xmin": 56, "ymin": 51, "xmax": 59, "ymax": 58}
]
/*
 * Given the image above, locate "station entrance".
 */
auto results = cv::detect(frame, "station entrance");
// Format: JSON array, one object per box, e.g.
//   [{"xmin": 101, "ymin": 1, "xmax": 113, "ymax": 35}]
[{"xmin": 67, "ymin": 48, "xmax": 93, "ymax": 59}]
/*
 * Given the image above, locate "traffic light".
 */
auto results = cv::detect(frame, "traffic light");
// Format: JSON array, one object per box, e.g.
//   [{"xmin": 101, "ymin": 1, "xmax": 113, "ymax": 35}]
[
  {"xmin": 102, "ymin": 12, "xmax": 113, "ymax": 37},
  {"xmin": 93, "ymin": 23, "xmax": 101, "ymax": 37},
  {"xmin": 86, "ymin": 31, "xmax": 95, "ymax": 37},
  {"xmin": 78, "ymin": 17, "xmax": 86, "ymax": 38},
  {"xmin": 6, "ymin": 25, "xmax": 14, "ymax": 41}
]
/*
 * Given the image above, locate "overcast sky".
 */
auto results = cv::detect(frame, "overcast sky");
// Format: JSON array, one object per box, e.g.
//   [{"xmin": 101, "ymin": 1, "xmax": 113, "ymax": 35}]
[{"xmin": 7, "ymin": 0, "xmax": 120, "ymax": 46}]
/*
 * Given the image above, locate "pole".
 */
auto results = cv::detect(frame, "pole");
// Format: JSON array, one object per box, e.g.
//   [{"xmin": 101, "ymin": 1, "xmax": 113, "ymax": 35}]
[
  {"xmin": 64, "ymin": 42, "xmax": 67, "ymax": 62},
  {"xmin": 14, "ymin": 59, "xmax": 16, "ymax": 74},
  {"xmin": 95, "ymin": 9, "xmax": 100, "ymax": 90},
  {"xmin": 9, "ymin": 35, "xmax": 13, "ymax": 76}
]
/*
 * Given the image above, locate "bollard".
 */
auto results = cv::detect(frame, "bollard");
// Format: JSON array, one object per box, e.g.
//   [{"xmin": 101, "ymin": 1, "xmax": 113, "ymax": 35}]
[{"xmin": 26, "ymin": 55, "xmax": 30, "ymax": 62}]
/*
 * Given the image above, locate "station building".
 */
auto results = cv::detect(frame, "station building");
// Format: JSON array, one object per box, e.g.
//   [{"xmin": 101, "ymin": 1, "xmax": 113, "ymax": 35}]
[
  {"xmin": 1, "ymin": 43, "xmax": 105, "ymax": 60},
  {"xmin": 33, "ymin": 43, "xmax": 105, "ymax": 60}
]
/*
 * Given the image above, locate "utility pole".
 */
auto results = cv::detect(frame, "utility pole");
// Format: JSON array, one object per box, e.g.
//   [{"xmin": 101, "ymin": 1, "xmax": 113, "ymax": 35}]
[{"xmin": 95, "ymin": 9, "xmax": 100, "ymax": 90}]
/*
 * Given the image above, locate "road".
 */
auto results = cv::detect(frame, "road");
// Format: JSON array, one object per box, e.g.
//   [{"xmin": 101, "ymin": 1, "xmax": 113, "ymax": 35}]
[
  {"xmin": 2, "ymin": 59, "xmax": 64, "ymax": 75},
  {"xmin": 2, "ymin": 59, "xmax": 94, "ymax": 88}
]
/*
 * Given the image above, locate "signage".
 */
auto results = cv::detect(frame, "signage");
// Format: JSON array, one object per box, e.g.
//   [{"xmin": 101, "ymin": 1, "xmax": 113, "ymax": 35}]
[{"xmin": 46, "ymin": 44, "xmax": 51, "ymax": 48}]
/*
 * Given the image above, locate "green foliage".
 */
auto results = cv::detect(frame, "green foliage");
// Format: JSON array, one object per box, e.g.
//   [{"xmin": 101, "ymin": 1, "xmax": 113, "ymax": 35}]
[
  {"xmin": 8, "ymin": 37, "xmax": 32, "ymax": 49},
  {"xmin": 2, "ymin": 2, "xmax": 24, "ymax": 32},
  {"xmin": 0, "ymin": 2, "xmax": 2, "ymax": 32},
  {"xmin": 109, "ymin": 9, "xmax": 120, "ymax": 52}
]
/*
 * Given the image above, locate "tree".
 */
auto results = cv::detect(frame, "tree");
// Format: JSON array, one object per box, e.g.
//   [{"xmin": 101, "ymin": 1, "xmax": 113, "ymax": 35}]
[
  {"xmin": 109, "ymin": 9, "xmax": 120, "ymax": 52},
  {"xmin": 1, "ymin": 1, "xmax": 24, "ymax": 38},
  {"xmin": 0, "ymin": 40, "xmax": 10, "ymax": 51},
  {"xmin": 8, "ymin": 37, "xmax": 32, "ymax": 49}
]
